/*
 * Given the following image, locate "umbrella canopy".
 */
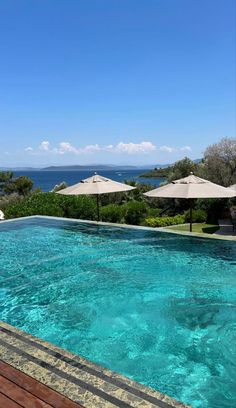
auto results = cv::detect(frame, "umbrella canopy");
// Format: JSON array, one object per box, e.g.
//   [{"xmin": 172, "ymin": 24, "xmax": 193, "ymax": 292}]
[
  {"xmin": 58, "ymin": 174, "xmax": 135, "ymax": 195},
  {"xmin": 144, "ymin": 173, "xmax": 236, "ymax": 231},
  {"xmin": 58, "ymin": 173, "xmax": 135, "ymax": 220},
  {"xmin": 228, "ymin": 184, "xmax": 236, "ymax": 192}
]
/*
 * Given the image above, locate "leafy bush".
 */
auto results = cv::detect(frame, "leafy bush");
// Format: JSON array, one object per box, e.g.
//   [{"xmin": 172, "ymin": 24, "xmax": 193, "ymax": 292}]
[
  {"xmin": 196, "ymin": 198, "xmax": 227, "ymax": 222},
  {"xmin": 4, "ymin": 193, "xmax": 64, "ymax": 218},
  {"xmin": 144, "ymin": 214, "xmax": 185, "ymax": 228},
  {"xmin": 4, "ymin": 192, "xmax": 96, "ymax": 220},
  {"xmin": 146, "ymin": 207, "xmax": 161, "ymax": 217},
  {"xmin": 0, "ymin": 193, "xmax": 24, "ymax": 212},
  {"xmin": 59, "ymin": 195, "xmax": 96, "ymax": 219},
  {"xmin": 123, "ymin": 201, "xmax": 147, "ymax": 225},
  {"xmin": 184, "ymin": 209, "xmax": 207, "ymax": 223},
  {"xmin": 100, "ymin": 204, "xmax": 123, "ymax": 223}
]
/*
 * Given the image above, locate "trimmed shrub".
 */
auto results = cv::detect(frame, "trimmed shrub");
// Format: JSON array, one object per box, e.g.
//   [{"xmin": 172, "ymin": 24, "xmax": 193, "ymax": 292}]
[{"xmin": 144, "ymin": 214, "xmax": 185, "ymax": 228}]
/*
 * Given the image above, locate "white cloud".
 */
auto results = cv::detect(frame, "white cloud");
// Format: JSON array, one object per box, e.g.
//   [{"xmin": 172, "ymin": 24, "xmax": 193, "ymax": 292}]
[
  {"xmin": 115, "ymin": 141, "xmax": 156, "ymax": 154},
  {"xmin": 57, "ymin": 142, "xmax": 79, "ymax": 154},
  {"xmin": 82, "ymin": 144, "xmax": 102, "ymax": 153},
  {"xmin": 24, "ymin": 140, "xmax": 157, "ymax": 155},
  {"xmin": 39, "ymin": 141, "xmax": 50, "ymax": 151},
  {"xmin": 77, "ymin": 141, "xmax": 156, "ymax": 154},
  {"xmin": 159, "ymin": 145, "xmax": 176, "ymax": 153},
  {"xmin": 159, "ymin": 145, "xmax": 192, "ymax": 153},
  {"xmin": 180, "ymin": 145, "xmax": 192, "ymax": 152},
  {"xmin": 24, "ymin": 140, "xmax": 193, "ymax": 158}
]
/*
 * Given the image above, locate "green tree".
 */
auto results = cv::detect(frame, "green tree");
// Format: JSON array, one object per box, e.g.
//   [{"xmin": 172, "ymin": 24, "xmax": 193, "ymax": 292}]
[
  {"xmin": 14, "ymin": 176, "xmax": 34, "ymax": 196},
  {"xmin": 0, "ymin": 172, "xmax": 34, "ymax": 196},
  {"xmin": 168, "ymin": 157, "xmax": 196, "ymax": 182},
  {"xmin": 5, "ymin": 176, "xmax": 34, "ymax": 196},
  {"xmin": 0, "ymin": 171, "xmax": 13, "ymax": 194},
  {"xmin": 203, "ymin": 137, "xmax": 236, "ymax": 186}
]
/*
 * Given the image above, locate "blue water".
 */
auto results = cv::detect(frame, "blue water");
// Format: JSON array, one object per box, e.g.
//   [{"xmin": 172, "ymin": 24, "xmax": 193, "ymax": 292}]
[
  {"xmin": 0, "ymin": 217, "xmax": 236, "ymax": 408},
  {"xmin": 13, "ymin": 170, "xmax": 164, "ymax": 192}
]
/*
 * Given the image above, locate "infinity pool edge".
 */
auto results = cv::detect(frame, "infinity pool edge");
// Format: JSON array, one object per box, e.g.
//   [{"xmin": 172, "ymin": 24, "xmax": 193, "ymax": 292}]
[{"xmin": 1, "ymin": 214, "xmax": 236, "ymax": 242}]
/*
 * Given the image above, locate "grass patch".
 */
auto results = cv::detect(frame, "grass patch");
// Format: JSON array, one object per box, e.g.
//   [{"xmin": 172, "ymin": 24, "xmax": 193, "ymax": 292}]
[{"xmin": 167, "ymin": 223, "xmax": 219, "ymax": 234}]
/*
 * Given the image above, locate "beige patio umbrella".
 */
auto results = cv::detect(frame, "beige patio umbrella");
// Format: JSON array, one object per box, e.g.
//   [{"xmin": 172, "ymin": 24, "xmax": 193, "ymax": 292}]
[
  {"xmin": 228, "ymin": 184, "xmax": 236, "ymax": 192},
  {"xmin": 57, "ymin": 173, "xmax": 135, "ymax": 221},
  {"xmin": 144, "ymin": 173, "xmax": 236, "ymax": 232}
]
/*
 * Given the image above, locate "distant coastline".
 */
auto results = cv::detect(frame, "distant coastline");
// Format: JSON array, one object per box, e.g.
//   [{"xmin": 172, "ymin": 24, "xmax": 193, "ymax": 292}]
[
  {"xmin": 140, "ymin": 168, "xmax": 170, "ymax": 178},
  {"xmin": 0, "ymin": 163, "xmax": 168, "ymax": 172},
  {"xmin": 42, "ymin": 165, "xmax": 147, "ymax": 171},
  {"xmin": 12, "ymin": 169, "xmax": 165, "ymax": 192}
]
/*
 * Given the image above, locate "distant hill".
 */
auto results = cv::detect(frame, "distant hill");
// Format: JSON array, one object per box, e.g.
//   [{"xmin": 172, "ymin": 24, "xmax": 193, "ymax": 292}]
[
  {"xmin": 42, "ymin": 164, "xmax": 173, "ymax": 171},
  {"xmin": 0, "ymin": 165, "xmax": 149, "ymax": 171},
  {"xmin": 42, "ymin": 164, "xmax": 140, "ymax": 171},
  {"xmin": 0, "ymin": 167, "xmax": 38, "ymax": 171},
  {"xmin": 1, "ymin": 161, "xmax": 201, "ymax": 172}
]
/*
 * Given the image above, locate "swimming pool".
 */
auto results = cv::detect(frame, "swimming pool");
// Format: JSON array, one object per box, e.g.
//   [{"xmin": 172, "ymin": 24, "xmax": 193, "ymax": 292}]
[{"xmin": 0, "ymin": 216, "xmax": 235, "ymax": 408}]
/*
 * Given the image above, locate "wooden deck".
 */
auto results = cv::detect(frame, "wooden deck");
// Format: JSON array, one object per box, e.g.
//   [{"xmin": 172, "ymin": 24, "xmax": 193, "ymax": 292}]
[
  {"xmin": 0, "ymin": 360, "xmax": 83, "ymax": 408},
  {"xmin": 0, "ymin": 321, "xmax": 190, "ymax": 408}
]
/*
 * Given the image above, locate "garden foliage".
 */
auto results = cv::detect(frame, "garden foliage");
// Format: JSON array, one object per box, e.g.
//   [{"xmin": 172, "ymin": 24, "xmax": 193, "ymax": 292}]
[{"xmin": 1, "ymin": 137, "xmax": 235, "ymax": 227}]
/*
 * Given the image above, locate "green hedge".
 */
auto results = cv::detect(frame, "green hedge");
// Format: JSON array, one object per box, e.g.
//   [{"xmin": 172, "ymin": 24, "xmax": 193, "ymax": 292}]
[
  {"xmin": 4, "ymin": 192, "xmax": 97, "ymax": 220},
  {"xmin": 101, "ymin": 201, "xmax": 148, "ymax": 225},
  {"xmin": 144, "ymin": 210, "xmax": 207, "ymax": 228},
  {"xmin": 4, "ymin": 194, "xmax": 149, "ymax": 226},
  {"xmin": 144, "ymin": 214, "xmax": 185, "ymax": 228},
  {"xmin": 3, "ymin": 190, "xmax": 208, "ymax": 228}
]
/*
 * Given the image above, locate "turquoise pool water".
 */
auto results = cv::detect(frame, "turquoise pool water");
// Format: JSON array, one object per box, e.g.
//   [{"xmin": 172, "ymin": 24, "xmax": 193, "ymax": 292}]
[{"xmin": 0, "ymin": 217, "xmax": 236, "ymax": 408}]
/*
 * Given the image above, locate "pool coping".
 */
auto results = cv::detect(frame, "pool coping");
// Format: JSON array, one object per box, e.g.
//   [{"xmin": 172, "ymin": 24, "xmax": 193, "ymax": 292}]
[
  {"xmin": 0, "ymin": 321, "xmax": 190, "ymax": 408},
  {"xmin": 1, "ymin": 214, "xmax": 236, "ymax": 242}
]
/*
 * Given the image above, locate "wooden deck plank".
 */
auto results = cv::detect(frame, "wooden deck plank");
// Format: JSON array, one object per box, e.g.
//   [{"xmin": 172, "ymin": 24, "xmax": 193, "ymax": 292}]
[
  {"xmin": 0, "ymin": 392, "xmax": 22, "ymax": 408},
  {"xmin": 0, "ymin": 361, "xmax": 84, "ymax": 408},
  {"xmin": 0, "ymin": 375, "xmax": 52, "ymax": 408}
]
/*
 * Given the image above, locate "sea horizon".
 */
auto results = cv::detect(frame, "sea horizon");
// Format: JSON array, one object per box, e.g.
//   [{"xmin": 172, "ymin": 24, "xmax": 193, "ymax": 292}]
[{"xmin": 13, "ymin": 169, "xmax": 165, "ymax": 192}]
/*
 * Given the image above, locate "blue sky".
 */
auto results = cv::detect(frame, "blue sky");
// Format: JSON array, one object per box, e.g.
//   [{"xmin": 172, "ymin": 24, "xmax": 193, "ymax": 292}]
[{"xmin": 0, "ymin": 0, "xmax": 235, "ymax": 167}]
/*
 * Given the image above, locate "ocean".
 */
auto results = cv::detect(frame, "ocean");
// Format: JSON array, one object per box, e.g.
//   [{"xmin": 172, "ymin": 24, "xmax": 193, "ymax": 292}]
[{"xmin": 13, "ymin": 169, "xmax": 165, "ymax": 192}]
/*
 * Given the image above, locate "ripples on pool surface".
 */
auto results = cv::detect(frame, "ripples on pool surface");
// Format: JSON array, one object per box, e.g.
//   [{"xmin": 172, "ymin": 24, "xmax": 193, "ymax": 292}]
[{"xmin": 0, "ymin": 217, "xmax": 236, "ymax": 408}]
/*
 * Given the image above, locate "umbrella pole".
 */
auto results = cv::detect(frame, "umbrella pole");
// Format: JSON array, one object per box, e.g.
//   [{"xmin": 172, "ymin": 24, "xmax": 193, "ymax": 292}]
[
  {"xmin": 189, "ymin": 199, "xmax": 193, "ymax": 232},
  {"xmin": 96, "ymin": 195, "xmax": 100, "ymax": 222}
]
